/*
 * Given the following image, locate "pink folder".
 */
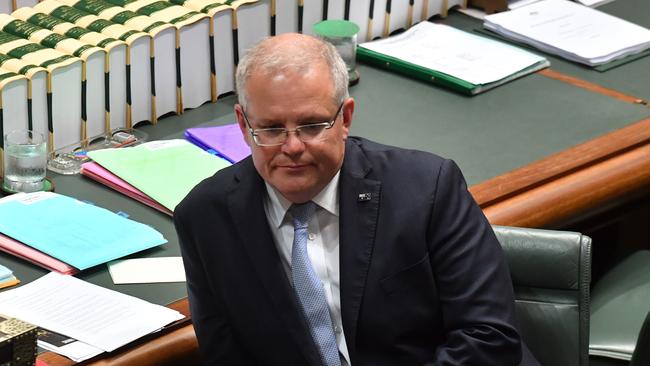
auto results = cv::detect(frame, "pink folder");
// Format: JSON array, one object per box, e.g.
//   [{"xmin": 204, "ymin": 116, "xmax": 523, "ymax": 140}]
[
  {"xmin": 81, "ymin": 162, "xmax": 173, "ymax": 217},
  {"xmin": 0, "ymin": 233, "xmax": 77, "ymax": 275}
]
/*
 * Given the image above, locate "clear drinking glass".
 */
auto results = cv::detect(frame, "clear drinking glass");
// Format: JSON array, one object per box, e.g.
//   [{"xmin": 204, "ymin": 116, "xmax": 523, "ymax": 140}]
[
  {"xmin": 313, "ymin": 20, "xmax": 361, "ymax": 85},
  {"xmin": 3, "ymin": 130, "xmax": 47, "ymax": 193}
]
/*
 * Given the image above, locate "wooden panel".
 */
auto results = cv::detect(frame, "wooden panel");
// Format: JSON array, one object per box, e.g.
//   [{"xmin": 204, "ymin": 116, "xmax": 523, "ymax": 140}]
[
  {"xmin": 471, "ymin": 117, "xmax": 650, "ymax": 211},
  {"xmin": 478, "ymin": 142, "xmax": 650, "ymax": 228},
  {"xmin": 538, "ymin": 69, "xmax": 649, "ymax": 105}
]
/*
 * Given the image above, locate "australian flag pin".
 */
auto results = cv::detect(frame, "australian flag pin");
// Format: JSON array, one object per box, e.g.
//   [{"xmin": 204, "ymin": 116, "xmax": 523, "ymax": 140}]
[{"xmin": 358, "ymin": 193, "xmax": 372, "ymax": 202}]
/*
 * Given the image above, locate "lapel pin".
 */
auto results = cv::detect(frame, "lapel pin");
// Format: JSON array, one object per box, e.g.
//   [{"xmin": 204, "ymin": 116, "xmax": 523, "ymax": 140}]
[{"xmin": 358, "ymin": 193, "xmax": 372, "ymax": 202}]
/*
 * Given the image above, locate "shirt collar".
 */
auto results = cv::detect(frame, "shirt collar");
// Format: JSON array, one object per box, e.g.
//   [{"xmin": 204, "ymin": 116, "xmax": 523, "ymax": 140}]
[{"xmin": 265, "ymin": 170, "xmax": 341, "ymax": 228}]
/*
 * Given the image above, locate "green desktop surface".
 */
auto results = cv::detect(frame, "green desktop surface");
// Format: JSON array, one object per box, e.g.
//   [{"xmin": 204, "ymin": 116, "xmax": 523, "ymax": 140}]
[{"xmin": 2, "ymin": 8, "xmax": 650, "ymax": 307}]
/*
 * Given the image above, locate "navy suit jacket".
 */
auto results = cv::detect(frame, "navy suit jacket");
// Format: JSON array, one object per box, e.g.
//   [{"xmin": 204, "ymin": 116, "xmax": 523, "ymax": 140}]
[{"xmin": 174, "ymin": 137, "xmax": 523, "ymax": 365}]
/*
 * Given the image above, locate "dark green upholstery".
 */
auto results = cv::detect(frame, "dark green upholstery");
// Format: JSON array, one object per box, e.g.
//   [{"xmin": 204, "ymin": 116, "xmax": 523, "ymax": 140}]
[
  {"xmin": 590, "ymin": 250, "xmax": 650, "ymax": 365},
  {"xmin": 630, "ymin": 310, "xmax": 650, "ymax": 366},
  {"xmin": 493, "ymin": 226, "xmax": 592, "ymax": 366}
]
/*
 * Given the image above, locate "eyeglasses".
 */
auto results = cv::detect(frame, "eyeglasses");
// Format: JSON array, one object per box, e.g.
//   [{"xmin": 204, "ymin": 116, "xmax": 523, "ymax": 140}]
[{"xmin": 242, "ymin": 103, "xmax": 344, "ymax": 147}]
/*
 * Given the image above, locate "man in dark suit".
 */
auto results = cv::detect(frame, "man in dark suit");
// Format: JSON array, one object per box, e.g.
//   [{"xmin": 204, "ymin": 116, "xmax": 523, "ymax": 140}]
[{"xmin": 175, "ymin": 33, "xmax": 524, "ymax": 365}]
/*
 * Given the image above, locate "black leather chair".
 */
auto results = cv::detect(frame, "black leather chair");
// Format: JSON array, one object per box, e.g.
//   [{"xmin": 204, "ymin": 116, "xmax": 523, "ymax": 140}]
[
  {"xmin": 493, "ymin": 226, "xmax": 592, "ymax": 366},
  {"xmin": 589, "ymin": 250, "xmax": 650, "ymax": 366}
]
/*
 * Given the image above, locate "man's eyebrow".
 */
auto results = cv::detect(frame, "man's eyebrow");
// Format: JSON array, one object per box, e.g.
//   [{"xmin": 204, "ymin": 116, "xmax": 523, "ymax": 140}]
[
  {"xmin": 256, "ymin": 121, "xmax": 284, "ymax": 128},
  {"xmin": 298, "ymin": 112, "xmax": 335, "ymax": 124}
]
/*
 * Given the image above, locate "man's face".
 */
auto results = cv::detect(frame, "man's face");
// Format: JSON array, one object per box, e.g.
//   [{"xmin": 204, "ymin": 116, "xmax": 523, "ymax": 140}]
[{"xmin": 235, "ymin": 62, "xmax": 354, "ymax": 203}]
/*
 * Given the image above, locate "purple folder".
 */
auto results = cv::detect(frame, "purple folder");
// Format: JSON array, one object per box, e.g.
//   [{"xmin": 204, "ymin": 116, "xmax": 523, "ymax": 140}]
[{"xmin": 184, "ymin": 124, "xmax": 250, "ymax": 163}]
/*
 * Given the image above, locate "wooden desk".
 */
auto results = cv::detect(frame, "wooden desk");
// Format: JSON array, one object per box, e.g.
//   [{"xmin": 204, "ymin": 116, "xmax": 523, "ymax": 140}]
[
  {"xmin": 34, "ymin": 70, "xmax": 650, "ymax": 365},
  {"xmin": 4, "ymin": 3, "xmax": 650, "ymax": 364}
]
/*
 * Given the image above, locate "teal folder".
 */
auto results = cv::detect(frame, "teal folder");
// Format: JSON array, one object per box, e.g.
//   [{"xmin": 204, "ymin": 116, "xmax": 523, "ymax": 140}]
[{"xmin": 0, "ymin": 192, "xmax": 167, "ymax": 270}]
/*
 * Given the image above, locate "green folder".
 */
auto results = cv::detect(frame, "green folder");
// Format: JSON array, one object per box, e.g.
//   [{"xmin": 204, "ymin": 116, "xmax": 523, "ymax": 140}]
[
  {"xmin": 357, "ymin": 46, "xmax": 476, "ymax": 94},
  {"xmin": 88, "ymin": 140, "xmax": 231, "ymax": 211},
  {"xmin": 356, "ymin": 22, "xmax": 549, "ymax": 96},
  {"xmin": 357, "ymin": 46, "xmax": 549, "ymax": 96}
]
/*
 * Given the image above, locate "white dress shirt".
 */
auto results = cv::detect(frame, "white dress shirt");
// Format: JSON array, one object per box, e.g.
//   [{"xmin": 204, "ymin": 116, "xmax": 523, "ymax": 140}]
[{"xmin": 263, "ymin": 171, "xmax": 351, "ymax": 366}]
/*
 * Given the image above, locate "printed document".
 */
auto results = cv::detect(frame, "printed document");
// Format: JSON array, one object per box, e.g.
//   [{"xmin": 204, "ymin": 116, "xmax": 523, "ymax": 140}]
[
  {"xmin": 359, "ymin": 22, "xmax": 547, "ymax": 86},
  {"xmin": 38, "ymin": 329, "xmax": 103, "ymax": 362},
  {"xmin": 0, "ymin": 272, "xmax": 184, "ymax": 352},
  {"xmin": 484, "ymin": 0, "xmax": 650, "ymax": 65}
]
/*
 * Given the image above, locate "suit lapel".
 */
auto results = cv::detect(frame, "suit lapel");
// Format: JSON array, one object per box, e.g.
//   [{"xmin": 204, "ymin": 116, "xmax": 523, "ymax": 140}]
[
  {"xmin": 227, "ymin": 159, "xmax": 321, "ymax": 365},
  {"xmin": 339, "ymin": 140, "xmax": 381, "ymax": 358}
]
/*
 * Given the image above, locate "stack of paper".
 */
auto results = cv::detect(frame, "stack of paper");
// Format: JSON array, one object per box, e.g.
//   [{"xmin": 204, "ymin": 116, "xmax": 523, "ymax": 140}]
[
  {"xmin": 0, "ymin": 192, "xmax": 167, "ymax": 272},
  {"xmin": 86, "ymin": 139, "xmax": 231, "ymax": 212},
  {"xmin": 484, "ymin": 0, "xmax": 650, "ymax": 66},
  {"xmin": 357, "ymin": 22, "xmax": 549, "ymax": 95},
  {"xmin": 184, "ymin": 123, "xmax": 250, "ymax": 163},
  {"xmin": 38, "ymin": 329, "xmax": 103, "ymax": 363},
  {"xmin": 0, "ymin": 272, "xmax": 184, "ymax": 353}
]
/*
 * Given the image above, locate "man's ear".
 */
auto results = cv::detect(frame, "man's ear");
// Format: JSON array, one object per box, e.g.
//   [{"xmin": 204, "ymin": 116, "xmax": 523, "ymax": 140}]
[
  {"xmin": 341, "ymin": 97, "xmax": 355, "ymax": 139},
  {"xmin": 234, "ymin": 104, "xmax": 252, "ymax": 147}
]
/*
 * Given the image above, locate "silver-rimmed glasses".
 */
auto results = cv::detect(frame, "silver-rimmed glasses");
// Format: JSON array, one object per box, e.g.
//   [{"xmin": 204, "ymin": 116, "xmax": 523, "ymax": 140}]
[{"xmin": 242, "ymin": 103, "xmax": 344, "ymax": 147}]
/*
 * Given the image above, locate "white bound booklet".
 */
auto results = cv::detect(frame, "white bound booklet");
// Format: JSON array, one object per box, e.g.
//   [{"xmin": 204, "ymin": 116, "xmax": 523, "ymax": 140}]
[{"xmin": 484, "ymin": 0, "xmax": 650, "ymax": 66}]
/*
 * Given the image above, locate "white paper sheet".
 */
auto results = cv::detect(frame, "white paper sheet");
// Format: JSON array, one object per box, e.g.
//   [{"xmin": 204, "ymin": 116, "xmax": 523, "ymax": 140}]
[
  {"xmin": 0, "ymin": 273, "xmax": 184, "ymax": 352},
  {"xmin": 108, "ymin": 257, "xmax": 186, "ymax": 284},
  {"xmin": 38, "ymin": 339, "xmax": 103, "ymax": 362}
]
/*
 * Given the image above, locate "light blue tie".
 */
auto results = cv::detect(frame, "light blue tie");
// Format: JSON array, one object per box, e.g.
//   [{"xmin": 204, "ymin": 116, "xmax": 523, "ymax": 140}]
[{"xmin": 290, "ymin": 202, "xmax": 341, "ymax": 366}]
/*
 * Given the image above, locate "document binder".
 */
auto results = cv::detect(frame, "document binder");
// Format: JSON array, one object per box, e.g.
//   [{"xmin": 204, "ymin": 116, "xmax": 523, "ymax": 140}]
[
  {"xmin": 0, "ymin": 191, "xmax": 167, "ymax": 271},
  {"xmin": 231, "ymin": 1, "xmax": 271, "ymax": 67},
  {"xmin": 357, "ymin": 22, "xmax": 549, "ymax": 95},
  {"xmin": 0, "ymin": 232, "xmax": 78, "ymax": 274},
  {"xmin": 483, "ymin": 0, "xmax": 650, "ymax": 67},
  {"xmin": 0, "ymin": 68, "xmax": 29, "ymax": 159},
  {"xmin": 88, "ymin": 139, "xmax": 231, "ymax": 211},
  {"xmin": 12, "ymin": 7, "xmax": 130, "ymax": 131},
  {"xmin": 81, "ymin": 161, "xmax": 172, "ymax": 216},
  {"xmin": 102, "ymin": 0, "xmax": 211, "ymax": 112},
  {"xmin": 273, "ymin": 0, "xmax": 299, "ymax": 35},
  {"xmin": 35, "ymin": 0, "xmax": 156, "ymax": 126},
  {"xmin": 0, "ymin": 54, "xmax": 48, "ymax": 138},
  {"xmin": 166, "ymin": 0, "xmax": 233, "ymax": 98},
  {"xmin": 184, "ymin": 123, "xmax": 250, "ymax": 163},
  {"xmin": 0, "ymin": 30, "xmax": 82, "ymax": 151},
  {"xmin": 0, "ymin": 14, "xmax": 107, "ymax": 142},
  {"xmin": 301, "ymin": 0, "xmax": 345, "ymax": 36}
]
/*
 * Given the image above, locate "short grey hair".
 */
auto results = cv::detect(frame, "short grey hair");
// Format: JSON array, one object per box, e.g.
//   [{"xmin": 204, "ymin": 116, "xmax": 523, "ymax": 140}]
[{"xmin": 235, "ymin": 34, "xmax": 349, "ymax": 110}]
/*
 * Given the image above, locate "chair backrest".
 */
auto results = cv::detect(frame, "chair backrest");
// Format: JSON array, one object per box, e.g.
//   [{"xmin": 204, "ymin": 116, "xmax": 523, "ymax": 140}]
[
  {"xmin": 493, "ymin": 226, "xmax": 592, "ymax": 366},
  {"xmin": 590, "ymin": 250, "xmax": 650, "ymax": 363},
  {"xmin": 630, "ymin": 310, "xmax": 650, "ymax": 366}
]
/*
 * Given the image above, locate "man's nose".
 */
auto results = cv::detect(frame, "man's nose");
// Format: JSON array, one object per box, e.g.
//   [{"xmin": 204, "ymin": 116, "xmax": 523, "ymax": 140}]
[{"xmin": 281, "ymin": 130, "xmax": 306, "ymax": 155}]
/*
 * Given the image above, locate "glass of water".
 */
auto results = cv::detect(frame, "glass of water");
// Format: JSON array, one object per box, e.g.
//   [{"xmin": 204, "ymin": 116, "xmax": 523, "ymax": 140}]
[
  {"xmin": 3, "ymin": 130, "xmax": 47, "ymax": 193},
  {"xmin": 313, "ymin": 20, "xmax": 361, "ymax": 85}
]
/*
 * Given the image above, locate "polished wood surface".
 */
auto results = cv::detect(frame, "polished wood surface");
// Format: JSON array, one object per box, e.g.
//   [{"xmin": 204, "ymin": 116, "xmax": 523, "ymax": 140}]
[
  {"xmin": 471, "ymin": 117, "xmax": 650, "ymax": 216},
  {"xmin": 538, "ymin": 69, "xmax": 649, "ymax": 106}
]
